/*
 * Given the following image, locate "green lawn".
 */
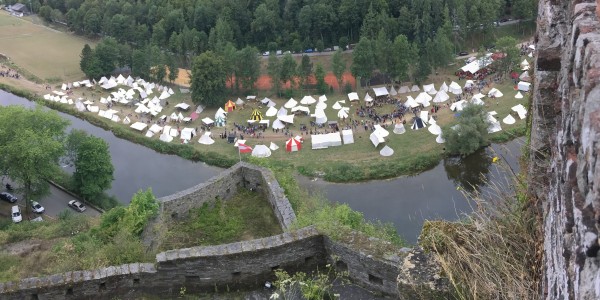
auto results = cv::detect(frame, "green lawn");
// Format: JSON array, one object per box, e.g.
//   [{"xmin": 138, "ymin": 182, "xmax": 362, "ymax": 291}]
[{"xmin": 0, "ymin": 11, "xmax": 94, "ymax": 82}]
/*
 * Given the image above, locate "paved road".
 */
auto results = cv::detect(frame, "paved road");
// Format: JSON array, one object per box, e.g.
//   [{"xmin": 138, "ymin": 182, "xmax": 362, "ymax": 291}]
[{"xmin": 1, "ymin": 180, "xmax": 101, "ymax": 221}]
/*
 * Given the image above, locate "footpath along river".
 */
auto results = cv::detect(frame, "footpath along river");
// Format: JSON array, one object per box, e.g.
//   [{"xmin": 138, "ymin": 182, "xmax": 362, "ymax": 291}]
[{"xmin": 1, "ymin": 89, "xmax": 522, "ymax": 243}]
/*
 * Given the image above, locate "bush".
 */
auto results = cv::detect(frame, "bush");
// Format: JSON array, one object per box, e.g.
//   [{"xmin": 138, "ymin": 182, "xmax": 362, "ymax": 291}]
[{"xmin": 443, "ymin": 104, "xmax": 490, "ymax": 156}]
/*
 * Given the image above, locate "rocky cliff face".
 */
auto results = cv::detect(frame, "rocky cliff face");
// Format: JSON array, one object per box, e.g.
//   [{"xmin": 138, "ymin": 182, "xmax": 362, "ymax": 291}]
[{"xmin": 532, "ymin": 0, "xmax": 600, "ymax": 298}]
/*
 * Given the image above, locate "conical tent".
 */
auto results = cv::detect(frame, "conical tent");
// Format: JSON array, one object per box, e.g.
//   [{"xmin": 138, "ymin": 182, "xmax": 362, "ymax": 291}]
[
  {"xmin": 332, "ymin": 101, "xmax": 342, "ymax": 110},
  {"xmin": 428, "ymin": 123, "xmax": 442, "ymax": 135},
  {"xmin": 411, "ymin": 118, "xmax": 425, "ymax": 130},
  {"xmin": 272, "ymin": 119, "xmax": 286, "ymax": 129},
  {"xmin": 265, "ymin": 106, "xmax": 278, "ymax": 117},
  {"xmin": 410, "ymin": 85, "xmax": 420, "ymax": 92},
  {"xmin": 215, "ymin": 107, "xmax": 227, "ymax": 119},
  {"xmin": 440, "ymin": 82, "xmax": 449, "ymax": 92},
  {"xmin": 198, "ymin": 132, "xmax": 215, "ymax": 145},
  {"xmin": 436, "ymin": 134, "xmax": 445, "ymax": 144},
  {"xmin": 380, "ymin": 146, "xmax": 394, "ymax": 157},
  {"xmin": 432, "ymin": 90, "xmax": 449, "ymax": 103},
  {"xmin": 269, "ymin": 142, "xmax": 279, "ymax": 151},
  {"xmin": 503, "ymin": 114, "xmax": 516, "ymax": 125},
  {"xmin": 224, "ymin": 100, "xmax": 236, "ymax": 112},
  {"xmin": 277, "ymin": 107, "xmax": 288, "ymax": 116},
  {"xmin": 393, "ymin": 123, "xmax": 406, "ymax": 134},
  {"xmin": 235, "ymin": 98, "xmax": 245, "ymax": 105},
  {"xmin": 215, "ymin": 116, "xmax": 226, "ymax": 127},
  {"xmin": 250, "ymin": 109, "xmax": 263, "ymax": 121},
  {"xmin": 390, "ymin": 86, "xmax": 398, "ymax": 96},
  {"xmin": 284, "ymin": 98, "xmax": 298, "ymax": 109},
  {"xmin": 286, "ymin": 138, "xmax": 302, "ymax": 152}
]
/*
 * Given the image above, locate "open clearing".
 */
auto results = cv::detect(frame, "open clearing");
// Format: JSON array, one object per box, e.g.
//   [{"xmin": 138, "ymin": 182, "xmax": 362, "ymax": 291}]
[{"xmin": 0, "ymin": 11, "xmax": 93, "ymax": 82}]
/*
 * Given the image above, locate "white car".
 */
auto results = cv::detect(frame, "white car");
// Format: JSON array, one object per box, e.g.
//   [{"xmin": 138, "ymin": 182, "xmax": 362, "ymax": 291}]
[
  {"xmin": 11, "ymin": 206, "xmax": 22, "ymax": 223},
  {"xmin": 31, "ymin": 201, "xmax": 45, "ymax": 214},
  {"xmin": 68, "ymin": 200, "xmax": 86, "ymax": 212}
]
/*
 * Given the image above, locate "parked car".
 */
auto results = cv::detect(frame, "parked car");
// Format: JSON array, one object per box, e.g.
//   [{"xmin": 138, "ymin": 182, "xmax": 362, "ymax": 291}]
[
  {"xmin": 0, "ymin": 192, "xmax": 17, "ymax": 203},
  {"xmin": 276, "ymin": 50, "xmax": 282, "ymax": 55},
  {"xmin": 458, "ymin": 51, "xmax": 469, "ymax": 56},
  {"xmin": 262, "ymin": 51, "xmax": 270, "ymax": 56},
  {"xmin": 11, "ymin": 206, "xmax": 22, "ymax": 223},
  {"xmin": 324, "ymin": 47, "xmax": 332, "ymax": 52},
  {"xmin": 283, "ymin": 50, "xmax": 291, "ymax": 55},
  {"xmin": 500, "ymin": 18, "xmax": 509, "ymax": 23},
  {"xmin": 31, "ymin": 216, "xmax": 43, "ymax": 222},
  {"xmin": 304, "ymin": 48, "xmax": 314, "ymax": 53},
  {"xmin": 68, "ymin": 200, "xmax": 86, "ymax": 212},
  {"xmin": 31, "ymin": 201, "xmax": 45, "ymax": 214}
]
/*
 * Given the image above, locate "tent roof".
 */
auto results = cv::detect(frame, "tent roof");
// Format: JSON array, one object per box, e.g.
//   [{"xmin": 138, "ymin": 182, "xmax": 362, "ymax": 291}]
[
  {"xmin": 265, "ymin": 106, "xmax": 278, "ymax": 117},
  {"xmin": 423, "ymin": 84, "xmax": 437, "ymax": 95},
  {"xmin": 398, "ymin": 86, "xmax": 410, "ymax": 94},
  {"xmin": 300, "ymin": 95, "xmax": 317, "ymax": 105},
  {"xmin": 348, "ymin": 92, "xmax": 359, "ymax": 101},
  {"xmin": 284, "ymin": 98, "xmax": 298, "ymax": 108},
  {"xmin": 372, "ymin": 87, "xmax": 389, "ymax": 97},
  {"xmin": 175, "ymin": 103, "xmax": 190, "ymax": 110},
  {"xmin": 380, "ymin": 145, "xmax": 394, "ymax": 157},
  {"xmin": 130, "ymin": 122, "xmax": 147, "ymax": 131}
]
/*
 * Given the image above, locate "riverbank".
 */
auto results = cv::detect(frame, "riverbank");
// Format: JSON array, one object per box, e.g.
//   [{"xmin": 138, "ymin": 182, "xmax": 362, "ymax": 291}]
[{"xmin": 0, "ymin": 71, "xmax": 527, "ymax": 183}]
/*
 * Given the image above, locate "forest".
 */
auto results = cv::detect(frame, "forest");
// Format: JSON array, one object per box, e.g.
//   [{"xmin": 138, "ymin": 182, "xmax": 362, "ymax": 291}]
[{"xmin": 4, "ymin": 0, "xmax": 537, "ymax": 104}]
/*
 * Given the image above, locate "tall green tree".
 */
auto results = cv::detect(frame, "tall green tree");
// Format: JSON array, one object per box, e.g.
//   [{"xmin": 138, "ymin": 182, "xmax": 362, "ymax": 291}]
[
  {"xmin": 442, "ymin": 104, "xmax": 490, "ymax": 156},
  {"xmin": 496, "ymin": 36, "xmax": 520, "ymax": 75},
  {"xmin": 389, "ymin": 35, "xmax": 412, "ymax": 83},
  {"xmin": 73, "ymin": 135, "xmax": 114, "ymax": 202},
  {"xmin": 167, "ymin": 55, "xmax": 178, "ymax": 83},
  {"xmin": 280, "ymin": 53, "xmax": 298, "ymax": 90},
  {"xmin": 0, "ymin": 107, "xmax": 69, "ymax": 214},
  {"xmin": 80, "ymin": 44, "xmax": 94, "ymax": 78},
  {"xmin": 190, "ymin": 51, "xmax": 227, "ymax": 107},
  {"xmin": 267, "ymin": 53, "xmax": 281, "ymax": 96},
  {"xmin": 351, "ymin": 37, "xmax": 374, "ymax": 88},
  {"xmin": 374, "ymin": 28, "xmax": 393, "ymax": 83},
  {"xmin": 331, "ymin": 49, "xmax": 346, "ymax": 91},
  {"xmin": 314, "ymin": 63, "xmax": 327, "ymax": 94},
  {"xmin": 298, "ymin": 55, "xmax": 313, "ymax": 89},
  {"xmin": 235, "ymin": 46, "xmax": 261, "ymax": 92}
]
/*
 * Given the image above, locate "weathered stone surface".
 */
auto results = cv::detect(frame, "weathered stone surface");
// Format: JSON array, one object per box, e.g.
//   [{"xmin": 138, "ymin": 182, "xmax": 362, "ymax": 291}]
[{"xmin": 533, "ymin": 0, "xmax": 600, "ymax": 299}]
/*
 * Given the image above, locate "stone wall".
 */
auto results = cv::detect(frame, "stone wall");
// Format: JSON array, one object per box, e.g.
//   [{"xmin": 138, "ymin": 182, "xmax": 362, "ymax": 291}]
[
  {"xmin": 0, "ymin": 226, "xmax": 448, "ymax": 299},
  {"xmin": 532, "ymin": 0, "xmax": 600, "ymax": 299},
  {"xmin": 158, "ymin": 162, "xmax": 295, "ymax": 229}
]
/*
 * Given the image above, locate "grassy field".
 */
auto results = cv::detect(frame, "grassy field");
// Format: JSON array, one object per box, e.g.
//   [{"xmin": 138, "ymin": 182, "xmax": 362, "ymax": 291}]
[
  {"xmin": 0, "ymin": 11, "xmax": 93, "ymax": 82},
  {"xmin": 159, "ymin": 189, "xmax": 282, "ymax": 250}
]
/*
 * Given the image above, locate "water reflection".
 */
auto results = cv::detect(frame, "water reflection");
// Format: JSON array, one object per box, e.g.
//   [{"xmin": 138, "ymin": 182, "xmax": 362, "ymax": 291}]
[{"xmin": 443, "ymin": 148, "xmax": 493, "ymax": 192}]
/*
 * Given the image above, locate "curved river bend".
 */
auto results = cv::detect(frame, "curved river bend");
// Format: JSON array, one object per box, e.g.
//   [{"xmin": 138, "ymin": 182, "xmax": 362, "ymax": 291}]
[{"xmin": 1, "ymin": 90, "xmax": 522, "ymax": 243}]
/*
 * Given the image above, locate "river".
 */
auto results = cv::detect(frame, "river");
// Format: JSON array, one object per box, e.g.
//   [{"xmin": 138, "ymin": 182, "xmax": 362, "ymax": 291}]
[{"xmin": 1, "ymin": 90, "xmax": 523, "ymax": 243}]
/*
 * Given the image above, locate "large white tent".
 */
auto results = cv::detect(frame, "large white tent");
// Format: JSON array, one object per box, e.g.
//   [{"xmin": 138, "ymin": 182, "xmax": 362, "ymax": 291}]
[
  {"xmin": 415, "ymin": 92, "xmax": 432, "ymax": 107},
  {"xmin": 277, "ymin": 107, "xmax": 288, "ymax": 116},
  {"xmin": 198, "ymin": 132, "xmax": 215, "ymax": 145},
  {"xmin": 180, "ymin": 128, "xmax": 196, "ymax": 141},
  {"xmin": 311, "ymin": 132, "xmax": 342, "ymax": 149},
  {"xmin": 423, "ymin": 84, "xmax": 437, "ymax": 95},
  {"xmin": 517, "ymin": 81, "xmax": 531, "ymax": 92},
  {"xmin": 342, "ymin": 129, "xmax": 354, "ymax": 144},
  {"xmin": 512, "ymin": 104, "xmax": 528, "ymax": 119},
  {"xmin": 313, "ymin": 109, "xmax": 328, "ymax": 125},
  {"xmin": 348, "ymin": 92, "xmax": 359, "ymax": 101},
  {"xmin": 410, "ymin": 85, "xmax": 420, "ymax": 92},
  {"xmin": 369, "ymin": 131, "xmax": 385, "ymax": 147},
  {"xmin": 398, "ymin": 86, "xmax": 410, "ymax": 94},
  {"xmin": 450, "ymin": 100, "xmax": 467, "ymax": 111},
  {"xmin": 278, "ymin": 114, "xmax": 295, "ymax": 124},
  {"xmin": 448, "ymin": 81, "xmax": 463, "ymax": 95},
  {"xmin": 488, "ymin": 88, "xmax": 504, "ymax": 98},
  {"xmin": 252, "ymin": 145, "xmax": 272, "ymax": 158},
  {"xmin": 272, "ymin": 119, "xmax": 286, "ymax": 129},
  {"xmin": 390, "ymin": 86, "xmax": 397, "ymax": 96},
  {"xmin": 428, "ymin": 123, "xmax": 442, "ymax": 135},
  {"xmin": 130, "ymin": 122, "xmax": 147, "ymax": 131},
  {"xmin": 300, "ymin": 95, "xmax": 317, "ymax": 105},
  {"xmin": 405, "ymin": 96, "xmax": 419, "ymax": 108},
  {"xmin": 440, "ymin": 82, "xmax": 449, "ymax": 92},
  {"xmin": 432, "ymin": 90, "xmax": 449, "ymax": 103},
  {"xmin": 373, "ymin": 87, "xmax": 389, "ymax": 97},
  {"xmin": 265, "ymin": 106, "xmax": 278, "ymax": 117}
]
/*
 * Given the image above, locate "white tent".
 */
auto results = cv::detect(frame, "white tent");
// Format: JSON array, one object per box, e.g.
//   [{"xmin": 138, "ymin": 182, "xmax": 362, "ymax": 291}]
[
  {"xmin": 488, "ymin": 88, "xmax": 504, "ymax": 98},
  {"xmin": 101, "ymin": 79, "xmax": 118, "ymax": 90},
  {"xmin": 348, "ymin": 92, "xmax": 359, "ymax": 101},
  {"xmin": 405, "ymin": 96, "xmax": 419, "ymax": 108},
  {"xmin": 472, "ymin": 93, "xmax": 485, "ymax": 100},
  {"xmin": 159, "ymin": 133, "xmax": 173, "ymax": 143},
  {"xmin": 215, "ymin": 107, "xmax": 227, "ymax": 119},
  {"xmin": 517, "ymin": 81, "xmax": 531, "ymax": 92},
  {"xmin": 515, "ymin": 91, "xmax": 524, "ymax": 99},
  {"xmin": 393, "ymin": 123, "xmax": 406, "ymax": 134},
  {"xmin": 159, "ymin": 90, "xmax": 171, "ymax": 100},
  {"xmin": 169, "ymin": 112, "xmax": 179, "ymax": 121},
  {"xmin": 252, "ymin": 145, "xmax": 272, "ymax": 158},
  {"xmin": 266, "ymin": 100, "xmax": 276, "ymax": 107},
  {"xmin": 390, "ymin": 86, "xmax": 397, "ymax": 96},
  {"xmin": 284, "ymin": 98, "xmax": 298, "ymax": 109},
  {"xmin": 448, "ymin": 82, "xmax": 462, "ymax": 95},
  {"xmin": 319, "ymin": 95, "xmax": 327, "ymax": 102},
  {"xmin": 272, "ymin": 119, "xmax": 286, "ymax": 129},
  {"xmin": 180, "ymin": 128, "xmax": 196, "ymax": 141},
  {"xmin": 123, "ymin": 116, "xmax": 131, "ymax": 124},
  {"xmin": 415, "ymin": 92, "xmax": 432, "ymax": 107},
  {"xmin": 315, "ymin": 101, "xmax": 327, "ymax": 110},
  {"xmin": 311, "ymin": 132, "xmax": 342, "ymax": 149},
  {"xmin": 373, "ymin": 87, "xmax": 389, "ymax": 97},
  {"xmin": 202, "ymin": 117, "xmax": 214, "ymax": 125},
  {"xmin": 440, "ymin": 82, "xmax": 449, "ymax": 92},
  {"xmin": 234, "ymin": 139, "xmax": 246, "ymax": 147},
  {"xmin": 337, "ymin": 108, "xmax": 349, "ymax": 119},
  {"xmin": 116, "ymin": 74, "xmax": 126, "ymax": 84},
  {"xmin": 373, "ymin": 124, "xmax": 389, "ymax": 137},
  {"xmin": 342, "ymin": 129, "xmax": 354, "ymax": 144},
  {"xmin": 520, "ymin": 59, "xmax": 530, "ymax": 69},
  {"xmin": 398, "ymin": 86, "xmax": 410, "ymax": 94},
  {"xmin": 291, "ymin": 106, "xmax": 310, "ymax": 114},
  {"xmin": 314, "ymin": 109, "xmax": 328, "ymax": 125},
  {"xmin": 300, "ymin": 95, "xmax": 317, "ymax": 105},
  {"xmin": 61, "ymin": 83, "xmax": 67, "ymax": 90},
  {"xmin": 332, "ymin": 101, "xmax": 342, "ymax": 110},
  {"xmin": 198, "ymin": 132, "xmax": 215, "ymax": 145},
  {"xmin": 246, "ymin": 95, "xmax": 257, "ymax": 100},
  {"xmin": 277, "ymin": 107, "xmax": 288, "ymax": 116},
  {"xmin": 265, "ymin": 106, "xmax": 278, "ymax": 117},
  {"xmin": 419, "ymin": 111, "xmax": 429, "ymax": 126},
  {"xmin": 278, "ymin": 114, "xmax": 294, "ymax": 124},
  {"xmin": 75, "ymin": 101, "xmax": 86, "ymax": 112},
  {"xmin": 511, "ymin": 104, "xmax": 528, "ymax": 119},
  {"xmin": 369, "ymin": 131, "xmax": 385, "ymax": 147},
  {"xmin": 450, "ymin": 100, "xmax": 467, "ymax": 111},
  {"xmin": 471, "ymin": 97, "xmax": 485, "ymax": 106},
  {"xmin": 503, "ymin": 114, "xmax": 516, "ymax": 125},
  {"xmin": 423, "ymin": 84, "xmax": 437, "ymax": 95},
  {"xmin": 175, "ymin": 103, "xmax": 190, "ymax": 110},
  {"xmin": 380, "ymin": 146, "xmax": 394, "ymax": 157},
  {"xmin": 148, "ymin": 124, "xmax": 163, "ymax": 134},
  {"xmin": 464, "ymin": 80, "xmax": 475, "ymax": 89},
  {"xmin": 436, "ymin": 134, "xmax": 445, "ymax": 144},
  {"xmin": 487, "ymin": 114, "xmax": 502, "ymax": 133},
  {"xmin": 432, "ymin": 90, "xmax": 449, "ymax": 103},
  {"xmin": 145, "ymin": 130, "xmax": 155, "ymax": 138},
  {"xmin": 269, "ymin": 142, "xmax": 279, "ymax": 151},
  {"xmin": 364, "ymin": 94, "xmax": 373, "ymax": 102},
  {"xmin": 168, "ymin": 88, "xmax": 175, "ymax": 95},
  {"xmin": 519, "ymin": 71, "xmax": 531, "ymax": 82},
  {"xmin": 428, "ymin": 123, "xmax": 442, "ymax": 135},
  {"xmin": 130, "ymin": 122, "xmax": 147, "ymax": 131},
  {"xmin": 236, "ymin": 98, "xmax": 245, "ymax": 105},
  {"xmin": 410, "ymin": 85, "xmax": 420, "ymax": 92},
  {"xmin": 260, "ymin": 97, "xmax": 271, "ymax": 104}
]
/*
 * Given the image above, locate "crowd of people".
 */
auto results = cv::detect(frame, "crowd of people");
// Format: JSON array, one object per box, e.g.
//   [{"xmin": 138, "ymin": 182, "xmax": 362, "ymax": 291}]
[{"xmin": 0, "ymin": 66, "xmax": 20, "ymax": 79}]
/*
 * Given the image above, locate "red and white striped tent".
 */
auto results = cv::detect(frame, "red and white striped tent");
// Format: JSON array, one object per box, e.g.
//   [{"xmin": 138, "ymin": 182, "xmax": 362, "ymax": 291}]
[{"xmin": 285, "ymin": 138, "xmax": 302, "ymax": 152}]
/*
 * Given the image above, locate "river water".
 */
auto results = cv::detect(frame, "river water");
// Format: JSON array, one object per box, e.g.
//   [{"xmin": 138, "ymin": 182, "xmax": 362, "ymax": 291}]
[{"xmin": 1, "ymin": 90, "xmax": 523, "ymax": 243}]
